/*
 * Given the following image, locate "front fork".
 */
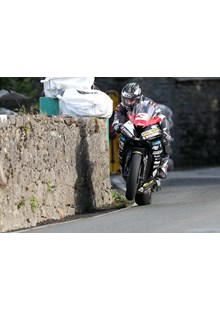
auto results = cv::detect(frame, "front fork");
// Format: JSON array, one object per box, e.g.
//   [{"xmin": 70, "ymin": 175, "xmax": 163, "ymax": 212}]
[{"xmin": 119, "ymin": 136, "xmax": 163, "ymax": 183}]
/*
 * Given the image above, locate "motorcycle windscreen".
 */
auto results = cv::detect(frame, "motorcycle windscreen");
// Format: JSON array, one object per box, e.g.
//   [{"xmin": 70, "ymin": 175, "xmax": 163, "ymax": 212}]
[{"xmin": 128, "ymin": 103, "xmax": 161, "ymax": 127}]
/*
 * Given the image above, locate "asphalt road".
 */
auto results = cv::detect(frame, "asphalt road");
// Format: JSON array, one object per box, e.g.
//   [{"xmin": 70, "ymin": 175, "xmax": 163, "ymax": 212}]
[{"xmin": 22, "ymin": 167, "xmax": 220, "ymax": 233}]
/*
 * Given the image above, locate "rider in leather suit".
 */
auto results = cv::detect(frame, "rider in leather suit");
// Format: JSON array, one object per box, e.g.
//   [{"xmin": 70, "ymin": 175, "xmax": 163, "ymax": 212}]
[{"xmin": 112, "ymin": 82, "xmax": 172, "ymax": 179}]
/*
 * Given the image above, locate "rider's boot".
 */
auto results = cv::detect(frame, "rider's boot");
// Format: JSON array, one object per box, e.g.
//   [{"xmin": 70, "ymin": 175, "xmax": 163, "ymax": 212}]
[{"xmin": 157, "ymin": 156, "xmax": 169, "ymax": 179}]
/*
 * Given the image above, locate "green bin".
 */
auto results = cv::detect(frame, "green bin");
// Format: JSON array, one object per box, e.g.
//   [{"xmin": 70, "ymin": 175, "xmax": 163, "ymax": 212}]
[{"xmin": 39, "ymin": 97, "xmax": 59, "ymax": 115}]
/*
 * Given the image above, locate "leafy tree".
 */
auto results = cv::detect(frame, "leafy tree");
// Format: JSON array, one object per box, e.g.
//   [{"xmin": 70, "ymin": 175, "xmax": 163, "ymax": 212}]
[{"xmin": 0, "ymin": 77, "xmax": 41, "ymax": 105}]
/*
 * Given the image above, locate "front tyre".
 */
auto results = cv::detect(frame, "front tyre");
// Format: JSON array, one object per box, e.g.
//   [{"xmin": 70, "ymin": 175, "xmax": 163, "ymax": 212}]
[{"xmin": 126, "ymin": 153, "xmax": 142, "ymax": 201}]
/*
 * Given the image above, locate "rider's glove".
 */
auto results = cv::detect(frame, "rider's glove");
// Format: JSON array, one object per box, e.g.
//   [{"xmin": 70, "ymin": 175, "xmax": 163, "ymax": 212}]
[
  {"xmin": 162, "ymin": 131, "xmax": 172, "ymax": 144},
  {"xmin": 113, "ymin": 123, "xmax": 123, "ymax": 133}
]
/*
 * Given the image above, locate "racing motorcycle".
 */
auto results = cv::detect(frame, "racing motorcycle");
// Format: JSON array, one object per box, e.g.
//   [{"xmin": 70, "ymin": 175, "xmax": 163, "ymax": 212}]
[{"xmin": 118, "ymin": 103, "xmax": 164, "ymax": 205}]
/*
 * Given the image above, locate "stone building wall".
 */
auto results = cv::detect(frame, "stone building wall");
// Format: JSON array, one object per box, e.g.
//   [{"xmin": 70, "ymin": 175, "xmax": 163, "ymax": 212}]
[
  {"xmin": 0, "ymin": 115, "xmax": 112, "ymax": 232},
  {"xmin": 171, "ymin": 79, "xmax": 220, "ymax": 166},
  {"xmin": 96, "ymin": 77, "xmax": 220, "ymax": 168}
]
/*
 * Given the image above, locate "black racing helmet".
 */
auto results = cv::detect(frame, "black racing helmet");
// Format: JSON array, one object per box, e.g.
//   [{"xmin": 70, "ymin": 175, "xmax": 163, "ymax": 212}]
[{"xmin": 121, "ymin": 82, "xmax": 142, "ymax": 110}]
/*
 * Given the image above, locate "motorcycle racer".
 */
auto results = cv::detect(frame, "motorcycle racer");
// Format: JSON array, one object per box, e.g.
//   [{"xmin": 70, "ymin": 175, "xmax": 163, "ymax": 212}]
[{"xmin": 112, "ymin": 82, "xmax": 172, "ymax": 179}]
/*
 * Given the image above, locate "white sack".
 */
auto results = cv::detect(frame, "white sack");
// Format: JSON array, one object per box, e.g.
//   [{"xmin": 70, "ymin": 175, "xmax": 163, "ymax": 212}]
[
  {"xmin": 40, "ymin": 77, "xmax": 95, "ymax": 98},
  {"xmin": 58, "ymin": 88, "xmax": 113, "ymax": 119}
]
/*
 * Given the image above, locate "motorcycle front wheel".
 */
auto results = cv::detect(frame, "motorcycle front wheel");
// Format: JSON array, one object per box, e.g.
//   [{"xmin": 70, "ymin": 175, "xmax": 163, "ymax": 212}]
[{"xmin": 126, "ymin": 153, "xmax": 142, "ymax": 201}]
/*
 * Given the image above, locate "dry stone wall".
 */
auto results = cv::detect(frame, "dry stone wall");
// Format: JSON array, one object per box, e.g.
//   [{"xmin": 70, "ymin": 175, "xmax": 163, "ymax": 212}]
[{"xmin": 0, "ymin": 115, "xmax": 112, "ymax": 232}]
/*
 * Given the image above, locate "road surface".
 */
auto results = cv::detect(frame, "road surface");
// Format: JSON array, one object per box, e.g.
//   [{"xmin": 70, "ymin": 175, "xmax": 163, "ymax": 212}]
[{"xmin": 22, "ymin": 167, "xmax": 220, "ymax": 233}]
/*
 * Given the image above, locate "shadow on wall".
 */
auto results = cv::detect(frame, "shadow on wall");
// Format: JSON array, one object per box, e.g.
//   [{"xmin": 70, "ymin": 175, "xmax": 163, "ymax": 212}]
[{"xmin": 74, "ymin": 120, "xmax": 95, "ymax": 213}]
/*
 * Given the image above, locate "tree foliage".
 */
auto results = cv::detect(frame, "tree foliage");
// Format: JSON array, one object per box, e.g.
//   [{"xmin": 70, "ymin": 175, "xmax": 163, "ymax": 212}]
[{"xmin": 0, "ymin": 77, "xmax": 41, "ymax": 105}]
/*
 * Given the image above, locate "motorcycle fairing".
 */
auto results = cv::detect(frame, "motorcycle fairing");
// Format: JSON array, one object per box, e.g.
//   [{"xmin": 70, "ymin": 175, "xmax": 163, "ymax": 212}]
[{"xmin": 128, "ymin": 103, "xmax": 162, "ymax": 127}]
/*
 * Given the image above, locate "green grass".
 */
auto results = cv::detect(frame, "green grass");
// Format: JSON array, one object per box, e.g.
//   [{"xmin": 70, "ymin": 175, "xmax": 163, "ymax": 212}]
[
  {"xmin": 47, "ymin": 181, "xmax": 53, "ymax": 193},
  {"xmin": 30, "ymin": 195, "xmax": 38, "ymax": 213},
  {"xmin": 111, "ymin": 189, "xmax": 128, "ymax": 209}
]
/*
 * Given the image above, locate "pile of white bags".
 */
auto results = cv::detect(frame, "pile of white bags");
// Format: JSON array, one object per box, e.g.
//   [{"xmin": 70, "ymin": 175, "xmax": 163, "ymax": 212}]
[{"xmin": 40, "ymin": 77, "xmax": 113, "ymax": 119}]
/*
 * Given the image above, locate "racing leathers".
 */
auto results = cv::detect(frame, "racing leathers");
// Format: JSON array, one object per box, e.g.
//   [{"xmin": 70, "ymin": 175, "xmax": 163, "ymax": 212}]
[{"xmin": 112, "ymin": 96, "xmax": 172, "ymax": 179}]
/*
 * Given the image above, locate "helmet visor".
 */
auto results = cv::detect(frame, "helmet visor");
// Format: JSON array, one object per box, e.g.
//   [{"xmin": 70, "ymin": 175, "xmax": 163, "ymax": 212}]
[{"xmin": 124, "ymin": 98, "xmax": 137, "ymax": 107}]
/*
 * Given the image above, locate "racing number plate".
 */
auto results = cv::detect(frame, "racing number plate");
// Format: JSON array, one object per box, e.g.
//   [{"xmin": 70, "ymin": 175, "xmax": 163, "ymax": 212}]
[{"xmin": 141, "ymin": 127, "xmax": 160, "ymax": 139}]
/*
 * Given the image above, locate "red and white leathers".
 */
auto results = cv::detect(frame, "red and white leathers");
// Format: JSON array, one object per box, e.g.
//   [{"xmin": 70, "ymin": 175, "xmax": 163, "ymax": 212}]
[{"xmin": 112, "ymin": 96, "xmax": 172, "ymax": 179}]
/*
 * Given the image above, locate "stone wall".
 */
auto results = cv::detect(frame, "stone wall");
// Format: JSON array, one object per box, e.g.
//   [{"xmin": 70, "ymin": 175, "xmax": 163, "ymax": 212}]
[
  {"xmin": 0, "ymin": 115, "xmax": 112, "ymax": 232},
  {"xmin": 173, "ymin": 79, "xmax": 220, "ymax": 167}
]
